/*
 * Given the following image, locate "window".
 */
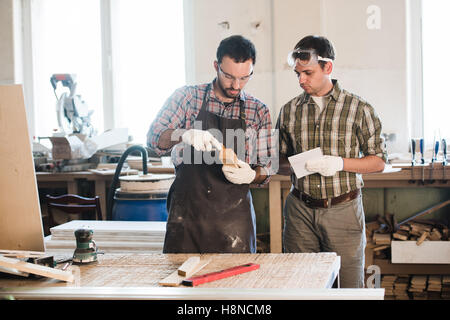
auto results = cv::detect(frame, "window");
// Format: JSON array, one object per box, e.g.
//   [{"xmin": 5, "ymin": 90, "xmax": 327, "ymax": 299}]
[
  {"xmin": 111, "ymin": 0, "xmax": 186, "ymax": 144},
  {"xmin": 422, "ymin": 0, "xmax": 450, "ymax": 146},
  {"xmin": 30, "ymin": 0, "xmax": 103, "ymax": 137},
  {"xmin": 26, "ymin": 0, "xmax": 185, "ymax": 144}
]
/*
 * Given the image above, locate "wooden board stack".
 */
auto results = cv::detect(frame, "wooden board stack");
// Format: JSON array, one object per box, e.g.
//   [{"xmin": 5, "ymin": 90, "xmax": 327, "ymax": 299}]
[
  {"xmin": 442, "ymin": 276, "xmax": 450, "ymax": 299},
  {"xmin": 380, "ymin": 274, "xmax": 450, "ymax": 300},
  {"xmin": 408, "ymin": 275, "xmax": 428, "ymax": 300},
  {"xmin": 393, "ymin": 275, "xmax": 410, "ymax": 300},
  {"xmin": 380, "ymin": 275, "xmax": 397, "ymax": 299},
  {"xmin": 427, "ymin": 275, "xmax": 443, "ymax": 300},
  {"xmin": 45, "ymin": 220, "xmax": 166, "ymax": 253}
]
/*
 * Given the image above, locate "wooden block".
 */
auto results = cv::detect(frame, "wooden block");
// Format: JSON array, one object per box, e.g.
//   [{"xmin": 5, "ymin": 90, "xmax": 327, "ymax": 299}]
[
  {"xmin": 429, "ymin": 229, "xmax": 442, "ymax": 241},
  {"xmin": 373, "ymin": 245, "xmax": 390, "ymax": 252},
  {"xmin": 159, "ymin": 259, "xmax": 210, "ymax": 287},
  {"xmin": 0, "ymin": 256, "xmax": 73, "ymax": 282},
  {"xmin": 393, "ymin": 232, "xmax": 408, "ymax": 241},
  {"xmin": 373, "ymin": 233, "xmax": 391, "ymax": 245},
  {"xmin": 416, "ymin": 231, "xmax": 429, "ymax": 246},
  {"xmin": 178, "ymin": 256, "xmax": 201, "ymax": 276},
  {"xmin": 219, "ymin": 145, "xmax": 239, "ymax": 168}
]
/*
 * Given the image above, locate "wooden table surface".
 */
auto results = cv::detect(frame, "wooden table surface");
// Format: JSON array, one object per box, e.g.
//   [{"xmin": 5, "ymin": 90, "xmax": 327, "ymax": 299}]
[
  {"xmin": 0, "ymin": 252, "xmax": 339, "ymax": 288},
  {"xmin": 0, "ymin": 252, "xmax": 388, "ymax": 299}
]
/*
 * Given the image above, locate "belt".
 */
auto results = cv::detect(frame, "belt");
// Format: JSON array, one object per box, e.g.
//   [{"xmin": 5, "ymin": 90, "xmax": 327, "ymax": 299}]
[{"xmin": 291, "ymin": 188, "xmax": 360, "ymax": 209}]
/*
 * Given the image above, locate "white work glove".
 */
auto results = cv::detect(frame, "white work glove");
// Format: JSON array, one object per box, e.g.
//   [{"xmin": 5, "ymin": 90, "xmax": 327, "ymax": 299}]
[
  {"xmin": 306, "ymin": 155, "xmax": 344, "ymax": 177},
  {"xmin": 222, "ymin": 159, "xmax": 256, "ymax": 184},
  {"xmin": 181, "ymin": 129, "xmax": 222, "ymax": 152}
]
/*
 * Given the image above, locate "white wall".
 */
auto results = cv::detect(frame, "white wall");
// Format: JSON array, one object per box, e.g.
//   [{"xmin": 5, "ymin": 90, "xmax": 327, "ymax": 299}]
[
  {"xmin": 2, "ymin": 0, "xmax": 411, "ymax": 153},
  {"xmin": 185, "ymin": 0, "xmax": 410, "ymax": 153}
]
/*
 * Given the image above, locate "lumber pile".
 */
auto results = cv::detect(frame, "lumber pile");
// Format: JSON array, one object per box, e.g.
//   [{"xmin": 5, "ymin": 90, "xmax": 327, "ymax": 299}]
[
  {"xmin": 443, "ymin": 276, "xmax": 450, "ymax": 299},
  {"xmin": 427, "ymin": 275, "xmax": 443, "ymax": 300},
  {"xmin": 393, "ymin": 275, "xmax": 410, "ymax": 300},
  {"xmin": 45, "ymin": 220, "xmax": 166, "ymax": 253},
  {"xmin": 380, "ymin": 275, "xmax": 396, "ymax": 299},
  {"xmin": 393, "ymin": 220, "xmax": 449, "ymax": 243},
  {"xmin": 381, "ymin": 274, "xmax": 450, "ymax": 300},
  {"xmin": 409, "ymin": 275, "xmax": 428, "ymax": 300}
]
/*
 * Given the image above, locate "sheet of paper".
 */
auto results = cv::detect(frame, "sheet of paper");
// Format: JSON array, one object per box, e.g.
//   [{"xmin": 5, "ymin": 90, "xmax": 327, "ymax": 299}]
[{"xmin": 288, "ymin": 147, "xmax": 323, "ymax": 178}]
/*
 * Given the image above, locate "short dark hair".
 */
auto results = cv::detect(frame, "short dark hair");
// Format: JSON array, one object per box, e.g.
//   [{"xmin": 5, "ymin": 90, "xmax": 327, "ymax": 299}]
[
  {"xmin": 216, "ymin": 35, "xmax": 256, "ymax": 65},
  {"xmin": 294, "ymin": 35, "xmax": 335, "ymax": 68}
]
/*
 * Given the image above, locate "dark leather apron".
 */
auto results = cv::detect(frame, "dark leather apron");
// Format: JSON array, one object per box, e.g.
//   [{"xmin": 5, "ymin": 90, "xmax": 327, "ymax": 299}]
[{"xmin": 163, "ymin": 84, "xmax": 256, "ymax": 253}]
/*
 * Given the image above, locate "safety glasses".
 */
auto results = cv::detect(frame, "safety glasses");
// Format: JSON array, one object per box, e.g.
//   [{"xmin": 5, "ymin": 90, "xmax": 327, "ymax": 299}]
[
  {"xmin": 287, "ymin": 48, "xmax": 333, "ymax": 67},
  {"xmin": 218, "ymin": 64, "xmax": 253, "ymax": 83}
]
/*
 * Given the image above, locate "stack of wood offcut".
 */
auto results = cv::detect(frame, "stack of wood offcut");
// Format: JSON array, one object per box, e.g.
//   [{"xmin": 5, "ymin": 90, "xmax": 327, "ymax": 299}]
[
  {"xmin": 381, "ymin": 275, "xmax": 450, "ymax": 300},
  {"xmin": 442, "ymin": 276, "xmax": 450, "ymax": 300},
  {"xmin": 409, "ymin": 275, "xmax": 428, "ymax": 300},
  {"xmin": 392, "ymin": 220, "xmax": 449, "ymax": 244},
  {"xmin": 393, "ymin": 275, "xmax": 410, "ymax": 300},
  {"xmin": 427, "ymin": 275, "xmax": 443, "ymax": 300},
  {"xmin": 381, "ymin": 275, "xmax": 397, "ymax": 299}
]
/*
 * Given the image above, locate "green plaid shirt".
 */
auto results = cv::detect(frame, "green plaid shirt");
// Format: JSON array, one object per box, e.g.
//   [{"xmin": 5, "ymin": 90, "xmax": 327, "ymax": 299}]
[{"xmin": 276, "ymin": 80, "xmax": 387, "ymax": 199}]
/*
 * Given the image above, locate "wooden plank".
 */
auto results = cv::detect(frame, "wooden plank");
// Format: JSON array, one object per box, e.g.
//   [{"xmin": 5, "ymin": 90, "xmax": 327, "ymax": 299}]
[
  {"xmin": 391, "ymin": 241, "xmax": 450, "ymax": 264},
  {"xmin": 0, "ymin": 85, "xmax": 45, "ymax": 253},
  {"xmin": 159, "ymin": 259, "xmax": 210, "ymax": 287},
  {"xmin": 177, "ymin": 256, "xmax": 201, "ymax": 276},
  {"xmin": 269, "ymin": 180, "xmax": 282, "ymax": 253},
  {"xmin": 0, "ymin": 256, "xmax": 73, "ymax": 282}
]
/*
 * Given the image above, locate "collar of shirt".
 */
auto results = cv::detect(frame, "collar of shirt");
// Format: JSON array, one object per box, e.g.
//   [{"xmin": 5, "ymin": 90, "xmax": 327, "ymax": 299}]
[{"xmin": 296, "ymin": 79, "xmax": 341, "ymax": 106}]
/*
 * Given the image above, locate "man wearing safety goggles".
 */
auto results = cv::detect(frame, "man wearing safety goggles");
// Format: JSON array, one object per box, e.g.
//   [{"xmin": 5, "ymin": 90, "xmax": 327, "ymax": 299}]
[
  {"xmin": 276, "ymin": 35, "xmax": 387, "ymax": 288},
  {"xmin": 147, "ymin": 35, "xmax": 274, "ymax": 254}
]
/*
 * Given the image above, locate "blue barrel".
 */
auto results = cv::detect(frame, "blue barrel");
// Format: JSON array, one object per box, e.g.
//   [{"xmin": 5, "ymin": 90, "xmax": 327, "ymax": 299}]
[{"xmin": 112, "ymin": 189, "xmax": 168, "ymax": 221}]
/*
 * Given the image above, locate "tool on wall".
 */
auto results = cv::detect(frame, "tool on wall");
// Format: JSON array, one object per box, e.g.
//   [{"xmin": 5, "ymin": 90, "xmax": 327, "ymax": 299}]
[
  {"xmin": 442, "ymin": 138, "xmax": 447, "ymax": 183},
  {"xmin": 409, "ymin": 138, "xmax": 416, "ymax": 183},
  {"xmin": 72, "ymin": 229, "xmax": 98, "ymax": 264},
  {"xmin": 429, "ymin": 140, "xmax": 440, "ymax": 184},
  {"xmin": 420, "ymin": 138, "xmax": 425, "ymax": 185}
]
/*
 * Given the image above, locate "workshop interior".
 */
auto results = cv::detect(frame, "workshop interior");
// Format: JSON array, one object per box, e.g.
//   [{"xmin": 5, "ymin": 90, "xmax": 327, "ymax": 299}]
[{"xmin": 0, "ymin": 0, "xmax": 449, "ymax": 303}]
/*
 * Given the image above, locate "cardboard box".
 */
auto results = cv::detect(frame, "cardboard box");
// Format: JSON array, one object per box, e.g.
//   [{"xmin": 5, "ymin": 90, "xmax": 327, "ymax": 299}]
[{"xmin": 49, "ymin": 134, "xmax": 95, "ymax": 160}]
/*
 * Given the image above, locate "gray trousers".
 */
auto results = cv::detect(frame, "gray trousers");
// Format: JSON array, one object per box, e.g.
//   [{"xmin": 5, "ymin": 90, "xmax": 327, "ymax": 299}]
[{"xmin": 283, "ymin": 191, "xmax": 366, "ymax": 288}]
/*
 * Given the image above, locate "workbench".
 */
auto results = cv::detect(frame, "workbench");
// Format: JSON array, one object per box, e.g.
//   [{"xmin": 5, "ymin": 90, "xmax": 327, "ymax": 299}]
[{"xmin": 0, "ymin": 252, "xmax": 383, "ymax": 299}]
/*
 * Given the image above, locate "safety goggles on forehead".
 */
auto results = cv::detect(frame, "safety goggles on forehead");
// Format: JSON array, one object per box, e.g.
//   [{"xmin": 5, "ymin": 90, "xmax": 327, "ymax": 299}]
[{"xmin": 287, "ymin": 48, "xmax": 333, "ymax": 67}]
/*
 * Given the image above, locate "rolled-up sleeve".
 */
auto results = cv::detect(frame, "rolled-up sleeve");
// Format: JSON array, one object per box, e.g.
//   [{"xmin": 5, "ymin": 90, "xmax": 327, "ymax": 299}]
[
  {"xmin": 146, "ymin": 87, "xmax": 189, "ymax": 155},
  {"xmin": 359, "ymin": 103, "xmax": 387, "ymax": 162}
]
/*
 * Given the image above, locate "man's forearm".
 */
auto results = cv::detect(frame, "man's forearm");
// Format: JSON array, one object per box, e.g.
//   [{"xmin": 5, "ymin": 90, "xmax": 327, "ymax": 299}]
[
  {"xmin": 158, "ymin": 129, "xmax": 183, "ymax": 150},
  {"xmin": 252, "ymin": 166, "xmax": 268, "ymax": 184},
  {"xmin": 343, "ymin": 155, "xmax": 385, "ymax": 174}
]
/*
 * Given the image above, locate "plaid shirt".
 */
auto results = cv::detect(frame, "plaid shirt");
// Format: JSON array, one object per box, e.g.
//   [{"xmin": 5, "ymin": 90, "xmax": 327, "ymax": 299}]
[
  {"xmin": 276, "ymin": 80, "xmax": 387, "ymax": 199},
  {"xmin": 147, "ymin": 79, "xmax": 275, "ymax": 183}
]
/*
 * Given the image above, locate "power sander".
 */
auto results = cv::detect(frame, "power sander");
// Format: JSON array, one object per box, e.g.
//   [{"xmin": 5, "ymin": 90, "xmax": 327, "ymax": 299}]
[{"xmin": 72, "ymin": 229, "xmax": 98, "ymax": 264}]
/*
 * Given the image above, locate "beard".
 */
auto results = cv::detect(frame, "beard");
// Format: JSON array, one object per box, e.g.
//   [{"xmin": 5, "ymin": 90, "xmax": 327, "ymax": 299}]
[{"xmin": 216, "ymin": 77, "xmax": 241, "ymax": 99}]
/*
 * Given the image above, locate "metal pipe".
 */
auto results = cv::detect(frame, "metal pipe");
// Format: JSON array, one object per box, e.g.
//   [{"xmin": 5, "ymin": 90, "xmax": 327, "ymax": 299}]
[{"xmin": 106, "ymin": 145, "xmax": 148, "ymax": 220}]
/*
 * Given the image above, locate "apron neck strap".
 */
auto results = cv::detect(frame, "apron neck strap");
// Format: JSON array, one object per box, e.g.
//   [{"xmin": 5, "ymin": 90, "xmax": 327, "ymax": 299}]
[{"xmin": 203, "ymin": 82, "xmax": 246, "ymax": 120}]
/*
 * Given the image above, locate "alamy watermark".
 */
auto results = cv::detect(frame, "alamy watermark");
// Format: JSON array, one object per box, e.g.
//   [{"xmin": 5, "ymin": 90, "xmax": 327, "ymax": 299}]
[{"xmin": 170, "ymin": 120, "xmax": 280, "ymax": 173}]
